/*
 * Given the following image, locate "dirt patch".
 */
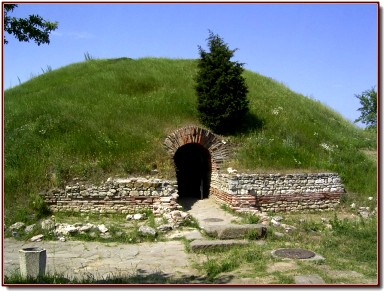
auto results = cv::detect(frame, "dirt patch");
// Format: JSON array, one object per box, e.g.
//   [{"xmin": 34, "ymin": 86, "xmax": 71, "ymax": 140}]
[
  {"xmin": 318, "ymin": 265, "xmax": 377, "ymax": 284},
  {"xmin": 326, "ymin": 270, "xmax": 365, "ymax": 278},
  {"xmin": 226, "ymin": 275, "xmax": 277, "ymax": 285},
  {"xmin": 266, "ymin": 261, "xmax": 299, "ymax": 273}
]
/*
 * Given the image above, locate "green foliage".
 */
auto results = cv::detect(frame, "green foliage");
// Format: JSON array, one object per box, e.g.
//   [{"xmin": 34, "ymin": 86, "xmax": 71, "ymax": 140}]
[
  {"xmin": 272, "ymin": 272, "xmax": 295, "ymax": 284},
  {"xmin": 195, "ymin": 31, "xmax": 249, "ymax": 134},
  {"xmin": 180, "ymin": 216, "xmax": 200, "ymax": 228},
  {"xmin": 202, "ymin": 255, "xmax": 240, "ymax": 279},
  {"xmin": 241, "ymin": 212, "xmax": 260, "ymax": 224},
  {"xmin": 301, "ymin": 219, "xmax": 325, "ymax": 233},
  {"xmin": 354, "ymin": 87, "xmax": 377, "ymax": 129},
  {"xmin": 195, "ymin": 244, "xmax": 267, "ymax": 280},
  {"xmin": 324, "ymin": 214, "xmax": 377, "ymax": 273},
  {"xmin": 4, "ymin": 272, "xmax": 73, "ymax": 285},
  {"xmin": 3, "ymin": 4, "xmax": 58, "ymax": 45},
  {"xmin": 30, "ymin": 195, "xmax": 51, "ymax": 219},
  {"xmin": 3, "ymin": 270, "xmax": 196, "ymax": 285},
  {"xmin": 244, "ymin": 228, "xmax": 261, "ymax": 240},
  {"xmin": 13, "ymin": 208, "xmax": 32, "ymax": 225}
]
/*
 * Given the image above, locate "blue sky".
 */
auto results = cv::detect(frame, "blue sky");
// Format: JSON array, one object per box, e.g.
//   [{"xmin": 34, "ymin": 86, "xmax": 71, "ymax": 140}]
[{"xmin": 3, "ymin": 1, "xmax": 379, "ymax": 126}]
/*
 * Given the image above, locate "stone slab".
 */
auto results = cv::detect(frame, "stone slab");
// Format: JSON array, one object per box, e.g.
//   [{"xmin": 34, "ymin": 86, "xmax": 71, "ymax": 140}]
[
  {"xmin": 184, "ymin": 230, "xmax": 204, "ymax": 241},
  {"xmin": 203, "ymin": 224, "xmax": 266, "ymax": 240},
  {"xmin": 294, "ymin": 274, "xmax": 326, "ymax": 285},
  {"xmin": 189, "ymin": 239, "xmax": 249, "ymax": 252}
]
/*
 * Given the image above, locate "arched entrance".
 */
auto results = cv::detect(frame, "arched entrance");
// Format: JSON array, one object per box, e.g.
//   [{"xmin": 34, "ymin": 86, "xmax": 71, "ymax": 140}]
[
  {"xmin": 174, "ymin": 143, "xmax": 211, "ymax": 199},
  {"xmin": 164, "ymin": 126, "xmax": 230, "ymax": 207}
]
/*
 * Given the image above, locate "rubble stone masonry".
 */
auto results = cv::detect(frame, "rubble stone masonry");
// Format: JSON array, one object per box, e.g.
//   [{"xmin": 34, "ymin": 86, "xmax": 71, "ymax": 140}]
[
  {"xmin": 41, "ymin": 177, "xmax": 179, "ymax": 215},
  {"xmin": 42, "ymin": 172, "xmax": 345, "ymax": 214},
  {"xmin": 210, "ymin": 172, "xmax": 345, "ymax": 212}
]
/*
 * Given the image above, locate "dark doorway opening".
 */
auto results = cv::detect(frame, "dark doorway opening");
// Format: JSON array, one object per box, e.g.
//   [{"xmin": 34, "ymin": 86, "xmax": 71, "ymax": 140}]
[{"xmin": 174, "ymin": 143, "xmax": 212, "ymax": 202}]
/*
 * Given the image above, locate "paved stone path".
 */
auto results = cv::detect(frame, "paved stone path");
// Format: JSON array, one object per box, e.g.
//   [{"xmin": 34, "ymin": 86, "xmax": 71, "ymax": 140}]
[
  {"xmin": 2, "ymin": 198, "xmax": 240, "ymax": 283},
  {"xmin": 3, "ymin": 198, "xmax": 374, "ymax": 285},
  {"xmin": 186, "ymin": 197, "xmax": 241, "ymax": 227},
  {"xmin": 3, "ymin": 238, "xmax": 203, "ymax": 282}
]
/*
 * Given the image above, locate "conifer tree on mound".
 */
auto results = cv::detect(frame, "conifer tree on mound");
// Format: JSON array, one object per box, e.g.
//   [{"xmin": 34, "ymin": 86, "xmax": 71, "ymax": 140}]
[{"xmin": 195, "ymin": 31, "xmax": 249, "ymax": 134}]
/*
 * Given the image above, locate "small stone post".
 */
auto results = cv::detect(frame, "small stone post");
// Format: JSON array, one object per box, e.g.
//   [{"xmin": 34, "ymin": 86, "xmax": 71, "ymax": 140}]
[{"xmin": 19, "ymin": 247, "xmax": 47, "ymax": 279}]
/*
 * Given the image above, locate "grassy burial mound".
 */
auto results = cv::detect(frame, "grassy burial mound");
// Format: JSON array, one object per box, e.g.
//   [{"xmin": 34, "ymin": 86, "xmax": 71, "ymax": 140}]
[{"xmin": 3, "ymin": 57, "xmax": 376, "ymax": 224}]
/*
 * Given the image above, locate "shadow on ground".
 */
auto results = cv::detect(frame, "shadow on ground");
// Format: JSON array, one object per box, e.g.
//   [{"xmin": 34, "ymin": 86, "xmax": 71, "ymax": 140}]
[
  {"xmin": 95, "ymin": 270, "xmax": 234, "ymax": 284},
  {"xmin": 4, "ymin": 270, "xmax": 234, "ymax": 285},
  {"xmin": 177, "ymin": 196, "xmax": 202, "ymax": 211}
]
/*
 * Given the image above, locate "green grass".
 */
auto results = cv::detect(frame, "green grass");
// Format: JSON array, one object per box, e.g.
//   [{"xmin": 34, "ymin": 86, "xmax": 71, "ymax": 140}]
[
  {"xmin": 5, "ymin": 209, "xmax": 201, "ymax": 245},
  {"xmin": 3, "ymin": 270, "xmax": 204, "ymax": 285},
  {"xmin": 3, "ymin": 200, "xmax": 377, "ymax": 284},
  {"xmin": 191, "ymin": 211, "xmax": 377, "ymax": 284},
  {"xmin": 4, "ymin": 212, "xmax": 377, "ymax": 284},
  {"xmin": 4, "ymin": 57, "xmax": 377, "ymax": 225}
]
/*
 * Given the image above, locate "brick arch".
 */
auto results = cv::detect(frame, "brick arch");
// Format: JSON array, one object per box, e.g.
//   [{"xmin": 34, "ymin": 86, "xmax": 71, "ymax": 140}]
[{"xmin": 164, "ymin": 126, "xmax": 229, "ymax": 171}]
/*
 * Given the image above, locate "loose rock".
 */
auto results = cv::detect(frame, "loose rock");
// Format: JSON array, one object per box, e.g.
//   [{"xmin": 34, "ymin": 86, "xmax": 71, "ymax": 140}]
[
  {"xmin": 100, "ymin": 233, "xmax": 112, "ymax": 239},
  {"xmin": 79, "ymin": 223, "xmax": 95, "ymax": 232},
  {"xmin": 273, "ymin": 216, "xmax": 283, "ymax": 222},
  {"xmin": 98, "ymin": 224, "xmax": 109, "ymax": 233},
  {"xmin": 41, "ymin": 219, "xmax": 55, "ymax": 231},
  {"xmin": 157, "ymin": 224, "xmax": 173, "ymax": 232},
  {"xmin": 55, "ymin": 224, "xmax": 78, "ymax": 236},
  {"xmin": 9, "ymin": 222, "xmax": 25, "ymax": 231},
  {"xmin": 30, "ymin": 234, "xmax": 44, "ymax": 242},
  {"xmin": 133, "ymin": 213, "xmax": 145, "ymax": 220},
  {"xmin": 283, "ymin": 225, "xmax": 296, "ymax": 233},
  {"xmin": 25, "ymin": 224, "xmax": 36, "ymax": 234},
  {"xmin": 138, "ymin": 226, "xmax": 157, "ymax": 237},
  {"xmin": 271, "ymin": 219, "xmax": 281, "ymax": 227},
  {"xmin": 358, "ymin": 210, "xmax": 370, "ymax": 219}
]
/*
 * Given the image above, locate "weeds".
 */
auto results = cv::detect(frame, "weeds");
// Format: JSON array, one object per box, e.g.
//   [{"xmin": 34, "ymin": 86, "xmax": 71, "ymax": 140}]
[
  {"xmin": 220, "ymin": 205, "xmax": 260, "ymax": 225},
  {"xmin": 41, "ymin": 65, "xmax": 53, "ymax": 74},
  {"xmin": 202, "ymin": 255, "xmax": 239, "ymax": 279},
  {"xmin": 242, "ymin": 212, "xmax": 260, "ymax": 224},
  {"xmin": 3, "ymin": 270, "xmax": 185, "ymax": 284},
  {"xmin": 30, "ymin": 195, "xmax": 51, "ymax": 219},
  {"xmin": 84, "ymin": 52, "xmax": 94, "ymax": 61}
]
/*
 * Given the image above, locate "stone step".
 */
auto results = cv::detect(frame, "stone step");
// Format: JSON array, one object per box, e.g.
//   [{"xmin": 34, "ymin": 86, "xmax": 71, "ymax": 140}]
[
  {"xmin": 189, "ymin": 239, "xmax": 266, "ymax": 252},
  {"xmin": 202, "ymin": 223, "xmax": 267, "ymax": 240},
  {"xmin": 189, "ymin": 239, "xmax": 249, "ymax": 252}
]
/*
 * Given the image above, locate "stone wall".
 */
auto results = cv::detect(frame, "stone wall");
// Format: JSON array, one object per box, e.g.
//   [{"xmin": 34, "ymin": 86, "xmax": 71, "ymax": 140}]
[
  {"xmin": 210, "ymin": 173, "xmax": 345, "ymax": 213},
  {"xmin": 42, "ymin": 177, "xmax": 179, "ymax": 215},
  {"xmin": 42, "ymin": 173, "xmax": 345, "ymax": 214},
  {"xmin": 41, "ymin": 126, "xmax": 346, "ymax": 214}
]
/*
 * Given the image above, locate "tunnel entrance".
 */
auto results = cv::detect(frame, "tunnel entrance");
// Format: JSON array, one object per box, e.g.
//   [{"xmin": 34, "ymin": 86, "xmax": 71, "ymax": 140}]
[{"xmin": 173, "ymin": 143, "xmax": 212, "ymax": 200}]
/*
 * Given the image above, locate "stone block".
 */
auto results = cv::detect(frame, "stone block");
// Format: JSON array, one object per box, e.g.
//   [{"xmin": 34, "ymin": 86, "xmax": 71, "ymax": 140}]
[
  {"xmin": 19, "ymin": 247, "xmax": 47, "ymax": 279},
  {"xmin": 189, "ymin": 239, "xmax": 249, "ymax": 252},
  {"xmin": 203, "ymin": 224, "xmax": 266, "ymax": 240}
]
